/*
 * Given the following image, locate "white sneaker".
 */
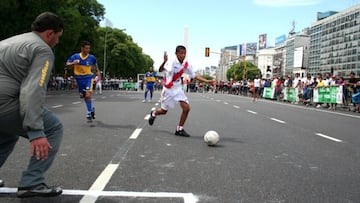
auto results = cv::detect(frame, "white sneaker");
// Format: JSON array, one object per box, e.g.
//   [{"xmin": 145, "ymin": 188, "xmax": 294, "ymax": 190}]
[
  {"xmin": 316, "ymin": 104, "xmax": 321, "ymax": 108},
  {"xmin": 148, "ymin": 99, "xmax": 152, "ymax": 103},
  {"xmin": 142, "ymin": 100, "xmax": 146, "ymax": 103}
]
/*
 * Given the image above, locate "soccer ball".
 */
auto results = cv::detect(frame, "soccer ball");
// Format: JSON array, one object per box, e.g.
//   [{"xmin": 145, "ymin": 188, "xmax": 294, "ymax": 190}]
[{"xmin": 204, "ymin": 130, "xmax": 220, "ymax": 146}]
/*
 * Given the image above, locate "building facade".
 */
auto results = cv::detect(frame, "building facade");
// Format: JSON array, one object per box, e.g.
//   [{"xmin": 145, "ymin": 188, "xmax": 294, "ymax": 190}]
[{"xmin": 309, "ymin": 4, "xmax": 360, "ymax": 78}]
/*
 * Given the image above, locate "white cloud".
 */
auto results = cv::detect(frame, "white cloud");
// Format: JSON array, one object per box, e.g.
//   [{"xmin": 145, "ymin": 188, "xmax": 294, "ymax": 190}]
[{"xmin": 253, "ymin": 0, "xmax": 321, "ymax": 7}]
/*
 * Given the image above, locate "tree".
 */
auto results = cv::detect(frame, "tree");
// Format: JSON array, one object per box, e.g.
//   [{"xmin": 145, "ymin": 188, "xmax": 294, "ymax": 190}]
[
  {"xmin": 0, "ymin": 0, "xmax": 153, "ymax": 79},
  {"xmin": 96, "ymin": 27, "xmax": 154, "ymax": 79},
  {"xmin": 226, "ymin": 61, "xmax": 261, "ymax": 80}
]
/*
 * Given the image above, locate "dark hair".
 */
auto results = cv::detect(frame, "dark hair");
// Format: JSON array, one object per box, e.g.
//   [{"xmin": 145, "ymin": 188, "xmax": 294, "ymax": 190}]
[
  {"xmin": 31, "ymin": 12, "xmax": 63, "ymax": 33},
  {"xmin": 81, "ymin": 40, "xmax": 91, "ymax": 47},
  {"xmin": 175, "ymin": 45, "xmax": 186, "ymax": 53}
]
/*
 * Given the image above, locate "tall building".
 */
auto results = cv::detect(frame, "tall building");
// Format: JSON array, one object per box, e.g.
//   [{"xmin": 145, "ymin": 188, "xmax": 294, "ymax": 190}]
[
  {"xmin": 218, "ymin": 46, "xmax": 238, "ymax": 81},
  {"xmin": 308, "ymin": 4, "xmax": 360, "ymax": 77},
  {"xmin": 284, "ymin": 29, "xmax": 310, "ymax": 77}
]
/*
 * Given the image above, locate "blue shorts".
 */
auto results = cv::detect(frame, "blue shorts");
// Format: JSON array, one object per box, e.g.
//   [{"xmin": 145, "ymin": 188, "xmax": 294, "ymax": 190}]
[
  {"xmin": 146, "ymin": 83, "xmax": 155, "ymax": 91},
  {"xmin": 75, "ymin": 76, "xmax": 94, "ymax": 94}
]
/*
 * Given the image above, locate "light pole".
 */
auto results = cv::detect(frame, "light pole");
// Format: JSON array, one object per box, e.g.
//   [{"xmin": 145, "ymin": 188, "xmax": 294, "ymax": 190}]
[{"xmin": 103, "ymin": 18, "xmax": 114, "ymax": 79}]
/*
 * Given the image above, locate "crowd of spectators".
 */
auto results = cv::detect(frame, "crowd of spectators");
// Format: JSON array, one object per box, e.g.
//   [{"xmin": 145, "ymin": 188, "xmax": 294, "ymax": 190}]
[
  {"xmin": 47, "ymin": 72, "xmax": 360, "ymax": 113},
  {"xmin": 214, "ymin": 72, "xmax": 360, "ymax": 112}
]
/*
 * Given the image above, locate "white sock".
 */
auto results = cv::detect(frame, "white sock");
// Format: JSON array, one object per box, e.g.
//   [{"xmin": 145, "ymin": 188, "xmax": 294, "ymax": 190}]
[{"xmin": 177, "ymin": 126, "xmax": 183, "ymax": 131}]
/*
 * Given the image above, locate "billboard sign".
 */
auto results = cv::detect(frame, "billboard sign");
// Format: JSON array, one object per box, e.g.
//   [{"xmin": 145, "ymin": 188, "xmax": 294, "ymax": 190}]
[
  {"xmin": 275, "ymin": 35, "xmax": 286, "ymax": 47},
  {"xmin": 246, "ymin": 42, "xmax": 257, "ymax": 55},
  {"xmin": 259, "ymin": 34, "xmax": 267, "ymax": 50},
  {"xmin": 294, "ymin": 47, "xmax": 304, "ymax": 68}
]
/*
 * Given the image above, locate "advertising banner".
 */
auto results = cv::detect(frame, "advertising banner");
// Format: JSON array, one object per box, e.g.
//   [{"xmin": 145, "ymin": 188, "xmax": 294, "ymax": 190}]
[
  {"xmin": 283, "ymin": 88, "xmax": 299, "ymax": 102},
  {"xmin": 313, "ymin": 86, "xmax": 343, "ymax": 104},
  {"xmin": 262, "ymin": 87, "xmax": 275, "ymax": 99}
]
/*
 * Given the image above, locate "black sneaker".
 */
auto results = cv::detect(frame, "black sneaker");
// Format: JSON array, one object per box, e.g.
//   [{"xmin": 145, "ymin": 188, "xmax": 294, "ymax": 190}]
[
  {"xmin": 91, "ymin": 107, "xmax": 96, "ymax": 119},
  {"xmin": 17, "ymin": 183, "xmax": 62, "ymax": 198},
  {"xmin": 148, "ymin": 111, "xmax": 156, "ymax": 126},
  {"xmin": 175, "ymin": 129, "xmax": 190, "ymax": 137},
  {"xmin": 0, "ymin": 179, "xmax": 4, "ymax": 187}
]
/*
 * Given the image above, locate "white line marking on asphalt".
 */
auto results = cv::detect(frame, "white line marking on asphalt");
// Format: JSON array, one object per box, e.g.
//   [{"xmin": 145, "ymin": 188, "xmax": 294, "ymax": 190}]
[
  {"xmin": 233, "ymin": 105, "xmax": 240, "ymax": 109},
  {"xmin": 224, "ymin": 102, "xmax": 228, "ymax": 104},
  {"xmin": 144, "ymin": 114, "xmax": 150, "ymax": 120},
  {"xmin": 72, "ymin": 101, "xmax": 82, "ymax": 104},
  {"xmin": 101, "ymin": 96, "xmax": 106, "ymax": 99},
  {"xmin": 129, "ymin": 128, "xmax": 142, "ymax": 139},
  {"xmin": 269, "ymin": 118, "xmax": 286, "ymax": 124},
  {"xmin": 247, "ymin": 110, "xmax": 257, "ymax": 114},
  {"xmin": 51, "ymin": 105, "xmax": 63, "ymax": 108},
  {"xmin": 315, "ymin": 133, "xmax": 343, "ymax": 143},
  {"xmin": 80, "ymin": 163, "xmax": 119, "ymax": 203},
  {"xmin": 0, "ymin": 188, "xmax": 198, "ymax": 203},
  {"xmin": 216, "ymin": 100, "xmax": 221, "ymax": 102}
]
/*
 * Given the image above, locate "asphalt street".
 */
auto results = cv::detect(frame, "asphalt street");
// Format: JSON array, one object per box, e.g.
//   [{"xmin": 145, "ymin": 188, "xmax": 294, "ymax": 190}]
[{"xmin": 0, "ymin": 89, "xmax": 359, "ymax": 203}]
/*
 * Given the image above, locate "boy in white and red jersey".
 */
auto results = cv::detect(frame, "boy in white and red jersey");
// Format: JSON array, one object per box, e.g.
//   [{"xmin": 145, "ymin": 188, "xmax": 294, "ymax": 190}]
[{"xmin": 148, "ymin": 45, "xmax": 214, "ymax": 137}]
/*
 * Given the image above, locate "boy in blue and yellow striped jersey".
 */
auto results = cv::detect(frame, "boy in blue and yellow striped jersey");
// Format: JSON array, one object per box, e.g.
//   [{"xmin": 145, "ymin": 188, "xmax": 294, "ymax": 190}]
[{"xmin": 66, "ymin": 41, "xmax": 101, "ymax": 122}]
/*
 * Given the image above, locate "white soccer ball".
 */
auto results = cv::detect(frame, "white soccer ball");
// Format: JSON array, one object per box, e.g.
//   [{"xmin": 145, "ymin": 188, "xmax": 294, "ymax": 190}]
[{"xmin": 204, "ymin": 130, "xmax": 220, "ymax": 146}]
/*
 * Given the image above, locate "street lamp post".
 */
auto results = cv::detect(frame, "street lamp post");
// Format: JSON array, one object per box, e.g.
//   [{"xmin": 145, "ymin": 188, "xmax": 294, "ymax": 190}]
[
  {"xmin": 103, "ymin": 18, "xmax": 113, "ymax": 79},
  {"xmin": 103, "ymin": 28, "xmax": 108, "ymax": 79}
]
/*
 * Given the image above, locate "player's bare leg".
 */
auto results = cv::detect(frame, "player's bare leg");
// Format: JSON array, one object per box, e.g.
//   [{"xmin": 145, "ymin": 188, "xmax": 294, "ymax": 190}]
[
  {"xmin": 175, "ymin": 101, "xmax": 190, "ymax": 137},
  {"xmin": 148, "ymin": 108, "xmax": 167, "ymax": 126}
]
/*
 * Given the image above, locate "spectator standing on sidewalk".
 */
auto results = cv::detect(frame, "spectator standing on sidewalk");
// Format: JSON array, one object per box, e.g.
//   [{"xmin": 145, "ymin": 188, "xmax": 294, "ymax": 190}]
[
  {"xmin": 315, "ymin": 75, "xmax": 325, "ymax": 108},
  {"xmin": 253, "ymin": 75, "xmax": 261, "ymax": 101}
]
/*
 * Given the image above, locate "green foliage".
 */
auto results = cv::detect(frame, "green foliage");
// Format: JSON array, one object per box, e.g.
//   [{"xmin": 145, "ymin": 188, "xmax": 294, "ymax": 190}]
[
  {"xmin": 201, "ymin": 74, "xmax": 213, "ymax": 80},
  {"xmin": 226, "ymin": 61, "xmax": 261, "ymax": 81},
  {"xmin": 0, "ymin": 0, "xmax": 154, "ymax": 79}
]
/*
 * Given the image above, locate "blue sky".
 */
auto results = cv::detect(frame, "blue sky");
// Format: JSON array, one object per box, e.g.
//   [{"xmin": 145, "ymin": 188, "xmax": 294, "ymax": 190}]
[{"xmin": 97, "ymin": 0, "xmax": 359, "ymax": 70}]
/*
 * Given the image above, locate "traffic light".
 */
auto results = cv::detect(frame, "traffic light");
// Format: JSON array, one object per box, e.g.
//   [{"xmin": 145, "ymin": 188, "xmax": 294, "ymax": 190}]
[{"xmin": 205, "ymin": 47, "xmax": 210, "ymax": 57}]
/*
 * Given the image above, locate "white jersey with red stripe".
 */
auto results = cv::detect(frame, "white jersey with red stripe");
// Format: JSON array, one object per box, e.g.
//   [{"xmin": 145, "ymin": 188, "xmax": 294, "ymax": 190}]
[
  {"xmin": 163, "ymin": 58, "xmax": 196, "ymax": 90},
  {"xmin": 160, "ymin": 58, "xmax": 196, "ymax": 110}
]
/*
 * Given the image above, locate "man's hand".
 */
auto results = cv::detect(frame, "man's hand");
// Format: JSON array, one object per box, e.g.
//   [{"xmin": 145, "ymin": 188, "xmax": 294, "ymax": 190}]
[
  {"xmin": 207, "ymin": 79, "xmax": 216, "ymax": 87},
  {"xmin": 30, "ymin": 137, "xmax": 52, "ymax": 160},
  {"xmin": 163, "ymin": 51, "xmax": 168, "ymax": 63},
  {"xmin": 159, "ymin": 51, "xmax": 168, "ymax": 72}
]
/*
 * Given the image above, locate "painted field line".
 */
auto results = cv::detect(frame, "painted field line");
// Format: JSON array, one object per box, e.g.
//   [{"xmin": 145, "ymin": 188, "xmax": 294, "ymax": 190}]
[
  {"xmin": 247, "ymin": 110, "xmax": 257, "ymax": 114},
  {"xmin": 80, "ymin": 163, "xmax": 119, "ymax": 203},
  {"xmin": 269, "ymin": 117, "xmax": 286, "ymax": 124},
  {"xmin": 129, "ymin": 128, "xmax": 142, "ymax": 139},
  {"xmin": 0, "ymin": 188, "xmax": 198, "ymax": 203},
  {"xmin": 315, "ymin": 133, "xmax": 343, "ymax": 143}
]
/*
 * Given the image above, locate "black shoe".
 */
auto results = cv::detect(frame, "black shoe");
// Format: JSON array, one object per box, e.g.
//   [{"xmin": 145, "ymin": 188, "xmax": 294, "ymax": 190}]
[
  {"xmin": 17, "ymin": 183, "xmax": 62, "ymax": 198},
  {"xmin": 91, "ymin": 107, "xmax": 96, "ymax": 119},
  {"xmin": 175, "ymin": 129, "xmax": 190, "ymax": 137},
  {"xmin": 0, "ymin": 180, "xmax": 4, "ymax": 187},
  {"xmin": 148, "ymin": 111, "xmax": 156, "ymax": 126}
]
